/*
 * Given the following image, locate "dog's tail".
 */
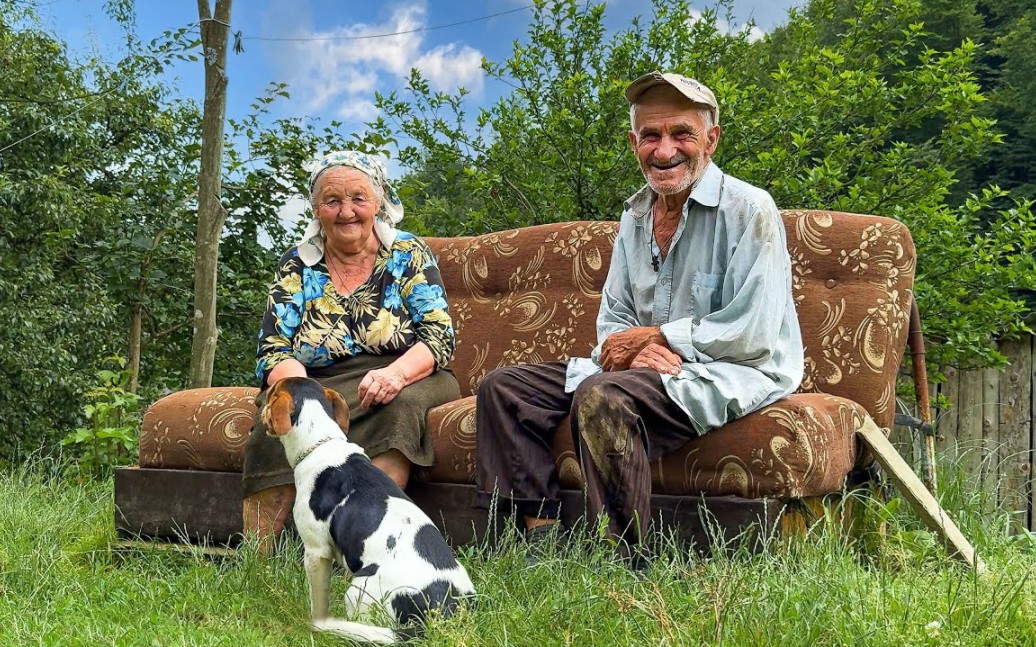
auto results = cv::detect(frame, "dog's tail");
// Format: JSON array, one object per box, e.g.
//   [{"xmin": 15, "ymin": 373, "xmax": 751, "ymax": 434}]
[{"xmin": 312, "ymin": 617, "xmax": 402, "ymax": 644}]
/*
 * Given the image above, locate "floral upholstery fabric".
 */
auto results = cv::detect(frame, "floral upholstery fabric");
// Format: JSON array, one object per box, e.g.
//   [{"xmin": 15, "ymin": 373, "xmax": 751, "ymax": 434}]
[
  {"xmin": 138, "ymin": 211, "xmax": 915, "ymax": 500},
  {"xmin": 416, "ymin": 392, "xmax": 866, "ymax": 499},
  {"xmin": 139, "ymin": 387, "xmax": 258, "ymax": 471}
]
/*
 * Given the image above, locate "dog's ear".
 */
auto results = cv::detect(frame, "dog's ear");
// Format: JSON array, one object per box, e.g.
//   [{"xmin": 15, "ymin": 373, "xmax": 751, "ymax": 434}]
[
  {"xmin": 323, "ymin": 388, "xmax": 351, "ymax": 434},
  {"xmin": 263, "ymin": 389, "xmax": 295, "ymax": 436}
]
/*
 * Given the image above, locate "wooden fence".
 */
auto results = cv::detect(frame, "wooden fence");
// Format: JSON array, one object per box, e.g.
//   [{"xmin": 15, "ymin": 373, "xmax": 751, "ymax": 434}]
[{"xmin": 891, "ymin": 335, "xmax": 1035, "ymax": 533}]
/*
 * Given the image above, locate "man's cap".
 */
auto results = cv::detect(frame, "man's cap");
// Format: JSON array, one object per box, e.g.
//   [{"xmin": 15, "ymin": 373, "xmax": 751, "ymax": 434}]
[{"xmin": 624, "ymin": 71, "xmax": 719, "ymax": 123}]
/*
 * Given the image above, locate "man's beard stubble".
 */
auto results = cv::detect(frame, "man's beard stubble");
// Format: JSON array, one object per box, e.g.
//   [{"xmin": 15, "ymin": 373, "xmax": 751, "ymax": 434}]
[{"xmin": 644, "ymin": 149, "xmax": 709, "ymax": 196}]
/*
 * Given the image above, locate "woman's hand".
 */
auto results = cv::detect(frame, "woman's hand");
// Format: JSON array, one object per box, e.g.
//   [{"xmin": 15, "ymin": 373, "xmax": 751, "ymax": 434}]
[{"xmin": 358, "ymin": 365, "xmax": 409, "ymax": 408}]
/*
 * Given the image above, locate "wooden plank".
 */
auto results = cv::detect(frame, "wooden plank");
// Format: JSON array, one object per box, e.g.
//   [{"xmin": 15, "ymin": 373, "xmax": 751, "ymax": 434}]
[
  {"xmin": 938, "ymin": 366, "xmax": 960, "ymax": 457},
  {"xmin": 891, "ymin": 422, "xmax": 915, "ymax": 466},
  {"xmin": 653, "ymin": 492, "xmax": 782, "ymax": 552},
  {"xmin": 114, "ymin": 539, "xmax": 237, "ymax": 558},
  {"xmin": 117, "ymin": 466, "xmax": 780, "ymax": 554},
  {"xmin": 857, "ymin": 417, "xmax": 985, "ymax": 573},
  {"xmin": 114, "ymin": 467, "xmax": 244, "ymax": 546},
  {"xmin": 981, "ymin": 367, "xmax": 1001, "ymax": 516},
  {"xmin": 998, "ymin": 338, "xmax": 1032, "ymax": 534},
  {"xmin": 957, "ymin": 368, "xmax": 985, "ymax": 487},
  {"xmin": 1031, "ymin": 334, "xmax": 1036, "ymax": 534},
  {"xmin": 408, "ymin": 482, "xmax": 780, "ymax": 553}
]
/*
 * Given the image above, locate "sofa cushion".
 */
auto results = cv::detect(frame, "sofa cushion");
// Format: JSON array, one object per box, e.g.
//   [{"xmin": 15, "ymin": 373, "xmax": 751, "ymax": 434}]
[
  {"xmin": 141, "ymin": 387, "xmax": 862, "ymax": 500},
  {"xmin": 425, "ymin": 212, "xmax": 914, "ymax": 432},
  {"xmin": 425, "ymin": 222, "xmax": 616, "ymax": 399},
  {"xmin": 138, "ymin": 387, "xmax": 258, "ymax": 471},
  {"xmin": 784, "ymin": 211, "xmax": 914, "ymax": 432},
  {"xmin": 415, "ymin": 392, "xmax": 865, "ymax": 499}
]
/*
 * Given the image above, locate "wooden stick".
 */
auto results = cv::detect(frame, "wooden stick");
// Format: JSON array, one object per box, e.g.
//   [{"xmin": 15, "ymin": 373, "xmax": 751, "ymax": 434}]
[
  {"xmin": 857, "ymin": 416, "xmax": 986, "ymax": 574},
  {"xmin": 114, "ymin": 539, "xmax": 237, "ymax": 558},
  {"xmin": 908, "ymin": 296, "xmax": 938, "ymax": 493}
]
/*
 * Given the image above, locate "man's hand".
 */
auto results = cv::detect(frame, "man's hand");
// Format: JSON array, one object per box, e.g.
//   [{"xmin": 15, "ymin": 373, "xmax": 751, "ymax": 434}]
[
  {"xmin": 599, "ymin": 326, "xmax": 672, "ymax": 372},
  {"xmin": 630, "ymin": 343, "xmax": 683, "ymax": 376},
  {"xmin": 358, "ymin": 366, "xmax": 408, "ymax": 408}
]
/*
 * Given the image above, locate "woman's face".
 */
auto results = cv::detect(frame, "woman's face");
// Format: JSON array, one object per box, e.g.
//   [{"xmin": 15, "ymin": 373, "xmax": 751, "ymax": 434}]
[{"xmin": 313, "ymin": 167, "xmax": 381, "ymax": 255}]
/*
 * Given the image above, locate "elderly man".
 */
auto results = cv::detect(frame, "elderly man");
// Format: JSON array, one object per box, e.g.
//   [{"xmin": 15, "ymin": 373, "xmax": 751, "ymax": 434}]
[{"xmin": 474, "ymin": 71, "xmax": 803, "ymax": 558}]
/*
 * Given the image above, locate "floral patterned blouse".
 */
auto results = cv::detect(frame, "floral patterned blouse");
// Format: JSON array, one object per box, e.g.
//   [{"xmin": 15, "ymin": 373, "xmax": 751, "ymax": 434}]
[{"xmin": 256, "ymin": 231, "xmax": 455, "ymax": 385}]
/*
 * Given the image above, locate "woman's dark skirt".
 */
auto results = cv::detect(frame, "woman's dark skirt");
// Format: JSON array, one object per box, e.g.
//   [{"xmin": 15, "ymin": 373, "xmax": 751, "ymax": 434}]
[{"xmin": 242, "ymin": 353, "xmax": 460, "ymax": 498}]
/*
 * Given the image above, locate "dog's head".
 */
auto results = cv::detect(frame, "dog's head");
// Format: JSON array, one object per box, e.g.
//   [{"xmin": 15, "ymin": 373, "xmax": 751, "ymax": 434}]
[{"xmin": 261, "ymin": 377, "xmax": 351, "ymax": 437}]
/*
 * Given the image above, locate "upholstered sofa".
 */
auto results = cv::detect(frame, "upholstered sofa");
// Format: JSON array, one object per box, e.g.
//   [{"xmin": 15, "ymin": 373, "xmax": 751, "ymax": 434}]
[{"xmin": 115, "ymin": 211, "xmax": 917, "ymax": 547}]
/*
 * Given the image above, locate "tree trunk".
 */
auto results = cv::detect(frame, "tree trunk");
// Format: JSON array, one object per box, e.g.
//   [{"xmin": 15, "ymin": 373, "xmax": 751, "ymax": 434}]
[
  {"xmin": 188, "ymin": 0, "xmax": 232, "ymax": 388},
  {"xmin": 128, "ymin": 303, "xmax": 142, "ymax": 393}
]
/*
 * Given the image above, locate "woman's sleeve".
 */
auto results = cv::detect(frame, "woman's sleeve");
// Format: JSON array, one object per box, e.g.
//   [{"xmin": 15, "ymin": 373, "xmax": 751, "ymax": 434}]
[
  {"xmin": 256, "ymin": 250, "xmax": 305, "ymax": 385},
  {"xmin": 401, "ymin": 239, "xmax": 455, "ymax": 369}
]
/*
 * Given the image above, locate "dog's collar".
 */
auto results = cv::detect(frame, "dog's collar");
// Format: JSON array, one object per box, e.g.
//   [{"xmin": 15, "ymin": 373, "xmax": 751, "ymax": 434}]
[{"xmin": 292, "ymin": 435, "xmax": 337, "ymax": 467}]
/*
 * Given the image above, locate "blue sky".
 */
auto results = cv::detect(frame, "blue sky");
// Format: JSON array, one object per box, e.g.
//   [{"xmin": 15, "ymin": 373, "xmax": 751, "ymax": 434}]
[{"xmin": 40, "ymin": 0, "xmax": 802, "ymax": 137}]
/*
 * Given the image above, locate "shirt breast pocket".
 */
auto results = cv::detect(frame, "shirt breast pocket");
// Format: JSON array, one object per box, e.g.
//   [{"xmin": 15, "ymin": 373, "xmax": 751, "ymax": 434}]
[{"xmin": 691, "ymin": 272, "xmax": 724, "ymax": 318}]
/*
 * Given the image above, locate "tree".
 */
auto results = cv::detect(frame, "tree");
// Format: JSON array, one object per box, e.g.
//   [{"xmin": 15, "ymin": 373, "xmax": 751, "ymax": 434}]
[
  {"xmin": 765, "ymin": 0, "xmax": 1036, "ymax": 207},
  {"xmin": 0, "ymin": 1, "xmax": 355, "ymax": 463},
  {"xmin": 370, "ymin": 0, "xmax": 1036, "ymax": 371},
  {"xmin": 971, "ymin": 0, "xmax": 1036, "ymax": 201},
  {"xmin": 189, "ymin": 0, "xmax": 232, "ymax": 388},
  {"xmin": 0, "ymin": 1, "xmax": 199, "ymax": 459}
]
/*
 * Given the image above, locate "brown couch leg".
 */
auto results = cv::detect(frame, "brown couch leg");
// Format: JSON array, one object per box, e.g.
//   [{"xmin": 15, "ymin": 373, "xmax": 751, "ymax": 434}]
[{"xmin": 242, "ymin": 484, "xmax": 296, "ymax": 556}]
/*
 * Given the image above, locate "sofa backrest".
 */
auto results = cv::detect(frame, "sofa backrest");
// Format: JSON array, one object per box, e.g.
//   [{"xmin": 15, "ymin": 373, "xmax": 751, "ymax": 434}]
[{"xmin": 425, "ymin": 210, "xmax": 915, "ymax": 430}]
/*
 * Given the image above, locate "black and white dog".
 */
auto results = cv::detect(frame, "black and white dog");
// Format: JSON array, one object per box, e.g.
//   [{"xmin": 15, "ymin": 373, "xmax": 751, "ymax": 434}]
[{"xmin": 262, "ymin": 376, "xmax": 476, "ymax": 644}]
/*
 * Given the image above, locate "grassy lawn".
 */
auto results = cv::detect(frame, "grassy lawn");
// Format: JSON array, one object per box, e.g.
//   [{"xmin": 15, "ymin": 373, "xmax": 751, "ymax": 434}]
[{"xmin": 1, "ymin": 462, "xmax": 1034, "ymax": 646}]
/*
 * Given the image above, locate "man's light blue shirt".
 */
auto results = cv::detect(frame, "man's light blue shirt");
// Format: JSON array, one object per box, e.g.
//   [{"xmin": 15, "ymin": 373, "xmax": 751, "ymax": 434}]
[{"xmin": 565, "ymin": 161, "xmax": 804, "ymax": 434}]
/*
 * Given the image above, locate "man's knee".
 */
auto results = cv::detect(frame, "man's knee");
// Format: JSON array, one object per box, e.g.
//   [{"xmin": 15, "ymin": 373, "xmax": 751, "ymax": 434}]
[
  {"xmin": 572, "ymin": 376, "xmax": 639, "ymax": 466},
  {"xmin": 477, "ymin": 365, "xmax": 522, "ymax": 401},
  {"xmin": 572, "ymin": 374, "xmax": 632, "ymax": 419}
]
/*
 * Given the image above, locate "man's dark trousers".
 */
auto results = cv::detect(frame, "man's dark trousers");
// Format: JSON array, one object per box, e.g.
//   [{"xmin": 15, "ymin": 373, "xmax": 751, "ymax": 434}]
[{"xmin": 474, "ymin": 360, "xmax": 697, "ymax": 546}]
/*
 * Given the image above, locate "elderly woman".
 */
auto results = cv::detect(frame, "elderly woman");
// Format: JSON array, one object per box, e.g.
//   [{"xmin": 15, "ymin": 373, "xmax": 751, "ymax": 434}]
[{"xmin": 242, "ymin": 151, "xmax": 459, "ymax": 550}]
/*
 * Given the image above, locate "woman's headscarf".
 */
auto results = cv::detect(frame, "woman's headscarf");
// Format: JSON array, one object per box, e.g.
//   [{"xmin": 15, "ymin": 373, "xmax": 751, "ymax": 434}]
[{"xmin": 296, "ymin": 151, "xmax": 403, "ymax": 266}]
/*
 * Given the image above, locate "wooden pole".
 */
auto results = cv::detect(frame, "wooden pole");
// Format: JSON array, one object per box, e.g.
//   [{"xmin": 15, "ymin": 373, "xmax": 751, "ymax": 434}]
[
  {"xmin": 857, "ymin": 416, "xmax": 986, "ymax": 574},
  {"xmin": 188, "ymin": 0, "xmax": 233, "ymax": 388},
  {"xmin": 908, "ymin": 296, "xmax": 937, "ymax": 492}
]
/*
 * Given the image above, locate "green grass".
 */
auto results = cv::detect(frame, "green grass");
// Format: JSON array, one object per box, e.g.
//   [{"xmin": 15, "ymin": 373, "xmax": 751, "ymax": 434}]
[{"xmin": 1, "ymin": 460, "xmax": 1035, "ymax": 646}]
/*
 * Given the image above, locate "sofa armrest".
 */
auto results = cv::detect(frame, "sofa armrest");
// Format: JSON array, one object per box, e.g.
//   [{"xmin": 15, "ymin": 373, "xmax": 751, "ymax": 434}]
[{"xmin": 139, "ymin": 387, "xmax": 259, "ymax": 472}]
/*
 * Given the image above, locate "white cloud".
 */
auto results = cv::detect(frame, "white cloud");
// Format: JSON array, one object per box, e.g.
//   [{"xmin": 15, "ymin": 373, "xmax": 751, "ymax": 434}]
[
  {"xmin": 262, "ymin": 2, "xmax": 485, "ymax": 123},
  {"xmin": 337, "ymin": 99, "xmax": 380, "ymax": 122},
  {"xmin": 416, "ymin": 43, "xmax": 485, "ymax": 92}
]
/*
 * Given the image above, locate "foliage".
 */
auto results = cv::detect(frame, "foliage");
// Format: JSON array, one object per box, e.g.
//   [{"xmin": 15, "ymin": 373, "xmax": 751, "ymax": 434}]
[
  {"xmin": 369, "ymin": 0, "xmax": 1036, "ymax": 370},
  {"xmin": 974, "ymin": 0, "xmax": 1036, "ymax": 202},
  {"xmin": 739, "ymin": 0, "xmax": 1036, "ymax": 369},
  {"xmin": 1, "ymin": 464, "xmax": 1035, "ymax": 644},
  {"xmin": 766, "ymin": 0, "xmax": 1036, "ymax": 207},
  {"xmin": 0, "ymin": 1, "xmax": 155, "ymax": 462},
  {"xmin": 59, "ymin": 357, "xmax": 142, "ymax": 476},
  {"xmin": 374, "ymin": 0, "xmax": 755, "ymax": 236},
  {"xmin": 0, "ymin": 1, "xmax": 350, "ymax": 463}
]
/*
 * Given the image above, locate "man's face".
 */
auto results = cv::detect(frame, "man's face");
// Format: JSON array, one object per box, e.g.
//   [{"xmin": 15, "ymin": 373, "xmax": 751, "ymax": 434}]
[{"xmin": 628, "ymin": 86, "xmax": 720, "ymax": 196}]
